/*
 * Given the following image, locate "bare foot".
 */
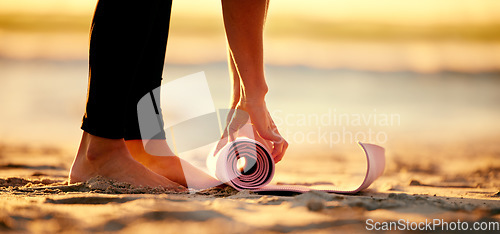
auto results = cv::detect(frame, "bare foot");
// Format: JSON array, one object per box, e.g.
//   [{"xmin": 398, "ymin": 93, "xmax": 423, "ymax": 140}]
[
  {"xmin": 69, "ymin": 132, "xmax": 186, "ymax": 192},
  {"xmin": 125, "ymin": 140, "xmax": 221, "ymax": 190}
]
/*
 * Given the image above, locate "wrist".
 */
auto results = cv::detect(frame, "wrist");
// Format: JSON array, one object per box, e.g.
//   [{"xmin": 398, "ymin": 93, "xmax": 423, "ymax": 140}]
[
  {"xmin": 241, "ymin": 82, "xmax": 268, "ymax": 102},
  {"xmin": 239, "ymin": 96, "xmax": 267, "ymax": 110}
]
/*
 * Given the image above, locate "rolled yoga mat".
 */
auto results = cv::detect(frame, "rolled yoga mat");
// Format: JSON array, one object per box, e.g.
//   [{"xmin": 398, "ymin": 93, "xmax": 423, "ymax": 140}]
[{"xmin": 207, "ymin": 137, "xmax": 385, "ymax": 194}]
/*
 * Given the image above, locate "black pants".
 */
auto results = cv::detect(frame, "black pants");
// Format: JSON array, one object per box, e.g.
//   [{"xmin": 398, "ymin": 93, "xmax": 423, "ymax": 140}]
[{"xmin": 81, "ymin": 0, "xmax": 172, "ymax": 140}]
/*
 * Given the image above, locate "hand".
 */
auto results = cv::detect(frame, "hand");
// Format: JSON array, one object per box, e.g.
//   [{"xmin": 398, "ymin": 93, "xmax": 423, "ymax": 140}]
[{"xmin": 214, "ymin": 100, "xmax": 288, "ymax": 163}]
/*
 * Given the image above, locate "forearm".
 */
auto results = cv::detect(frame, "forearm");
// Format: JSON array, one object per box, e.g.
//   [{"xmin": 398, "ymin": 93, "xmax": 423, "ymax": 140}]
[
  {"xmin": 222, "ymin": 0, "xmax": 269, "ymax": 102},
  {"xmin": 221, "ymin": 0, "xmax": 288, "ymax": 161},
  {"xmin": 228, "ymin": 52, "xmax": 241, "ymax": 109}
]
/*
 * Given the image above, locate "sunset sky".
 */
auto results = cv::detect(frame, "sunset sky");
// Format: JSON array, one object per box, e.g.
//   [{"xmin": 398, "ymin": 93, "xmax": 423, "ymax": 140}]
[
  {"xmin": 1, "ymin": 0, "xmax": 499, "ymax": 71},
  {"xmin": 2, "ymin": 0, "xmax": 499, "ymax": 24}
]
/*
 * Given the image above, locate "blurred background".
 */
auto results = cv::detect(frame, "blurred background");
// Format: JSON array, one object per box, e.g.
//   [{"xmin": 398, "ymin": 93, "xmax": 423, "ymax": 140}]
[{"xmin": 0, "ymin": 0, "xmax": 499, "ymax": 183}]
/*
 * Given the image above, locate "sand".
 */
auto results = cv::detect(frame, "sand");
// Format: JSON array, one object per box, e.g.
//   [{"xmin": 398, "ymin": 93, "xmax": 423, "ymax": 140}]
[{"xmin": 0, "ymin": 141, "xmax": 499, "ymax": 233}]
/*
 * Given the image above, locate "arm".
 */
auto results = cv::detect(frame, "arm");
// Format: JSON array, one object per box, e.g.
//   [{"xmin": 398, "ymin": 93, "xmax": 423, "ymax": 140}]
[{"xmin": 221, "ymin": 0, "xmax": 288, "ymax": 162}]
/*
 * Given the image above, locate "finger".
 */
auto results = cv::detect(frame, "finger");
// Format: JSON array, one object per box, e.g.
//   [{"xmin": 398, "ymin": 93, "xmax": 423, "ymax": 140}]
[
  {"xmin": 214, "ymin": 109, "xmax": 244, "ymax": 156},
  {"xmin": 271, "ymin": 136, "xmax": 286, "ymax": 158},
  {"xmin": 229, "ymin": 109, "xmax": 251, "ymax": 140},
  {"xmin": 227, "ymin": 121, "xmax": 241, "ymax": 142},
  {"xmin": 213, "ymin": 136, "xmax": 228, "ymax": 156},
  {"xmin": 270, "ymin": 124, "xmax": 287, "ymax": 162},
  {"xmin": 215, "ymin": 126, "xmax": 230, "ymax": 155},
  {"xmin": 225, "ymin": 108, "xmax": 236, "ymax": 124},
  {"xmin": 273, "ymin": 140, "xmax": 288, "ymax": 163}
]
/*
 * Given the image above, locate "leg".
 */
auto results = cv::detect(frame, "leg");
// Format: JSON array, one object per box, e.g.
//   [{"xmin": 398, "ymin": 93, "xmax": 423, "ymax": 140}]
[
  {"xmin": 111, "ymin": 0, "xmax": 220, "ymax": 189},
  {"xmin": 70, "ymin": 0, "xmax": 184, "ymax": 190}
]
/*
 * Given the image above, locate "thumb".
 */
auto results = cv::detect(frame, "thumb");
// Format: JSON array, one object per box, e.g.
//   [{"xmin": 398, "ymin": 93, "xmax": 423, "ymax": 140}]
[{"xmin": 227, "ymin": 109, "xmax": 250, "ymax": 141}]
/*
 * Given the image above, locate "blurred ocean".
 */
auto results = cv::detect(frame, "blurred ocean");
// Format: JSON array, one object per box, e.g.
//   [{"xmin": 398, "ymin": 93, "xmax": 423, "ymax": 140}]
[{"xmin": 1, "ymin": 59, "xmax": 499, "ymax": 149}]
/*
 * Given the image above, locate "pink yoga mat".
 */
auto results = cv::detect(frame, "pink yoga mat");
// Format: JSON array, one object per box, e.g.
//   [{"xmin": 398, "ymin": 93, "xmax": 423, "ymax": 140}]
[{"xmin": 208, "ymin": 138, "xmax": 385, "ymax": 194}]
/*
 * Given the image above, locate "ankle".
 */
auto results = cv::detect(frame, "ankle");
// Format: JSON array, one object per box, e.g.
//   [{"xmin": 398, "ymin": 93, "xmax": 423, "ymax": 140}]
[
  {"xmin": 125, "ymin": 140, "xmax": 152, "ymax": 165},
  {"xmin": 85, "ymin": 134, "xmax": 126, "ymax": 162},
  {"xmin": 85, "ymin": 148, "xmax": 105, "ymax": 162}
]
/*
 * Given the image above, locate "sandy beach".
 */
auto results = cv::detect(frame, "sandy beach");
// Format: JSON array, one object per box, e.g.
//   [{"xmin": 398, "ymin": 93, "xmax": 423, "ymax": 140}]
[
  {"xmin": 0, "ymin": 59, "xmax": 498, "ymax": 233},
  {"xmin": 0, "ymin": 134, "xmax": 499, "ymax": 233},
  {"xmin": 0, "ymin": 60, "xmax": 499, "ymax": 233},
  {"xmin": 1, "ymin": 0, "xmax": 500, "ymax": 233}
]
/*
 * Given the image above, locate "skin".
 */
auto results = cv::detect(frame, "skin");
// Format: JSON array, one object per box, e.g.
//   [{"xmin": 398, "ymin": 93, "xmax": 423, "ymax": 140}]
[
  {"xmin": 68, "ymin": 132, "xmax": 186, "ymax": 192},
  {"xmin": 69, "ymin": 0, "xmax": 287, "ymax": 189},
  {"xmin": 220, "ymin": 0, "xmax": 288, "ymax": 162},
  {"xmin": 124, "ymin": 139, "xmax": 221, "ymax": 190}
]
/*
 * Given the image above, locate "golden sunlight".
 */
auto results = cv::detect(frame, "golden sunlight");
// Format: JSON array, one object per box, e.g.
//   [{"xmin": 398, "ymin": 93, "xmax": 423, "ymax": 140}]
[{"xmin": 1, "ymin": 0, "xmax": 499, "ymax": 71}]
